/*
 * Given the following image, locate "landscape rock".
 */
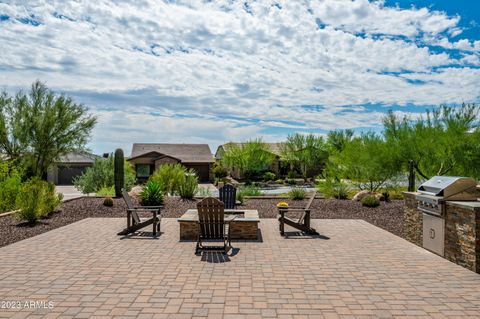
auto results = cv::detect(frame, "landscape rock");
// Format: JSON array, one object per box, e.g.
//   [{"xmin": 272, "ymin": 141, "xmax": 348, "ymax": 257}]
[
  {"xmin": 128, "ymin": 185, "xmax": 143, "ymax": 199},
  {"xmin": 353, "ymin": 190, "xmax": 385, "ymax": 201},
  {"xmin": 353, "ymin": 190, "xmax": 372, "ymax": 201},
  {"xmin": 226, "ymin": 176, "xmax": 241, "ymax": 187}
]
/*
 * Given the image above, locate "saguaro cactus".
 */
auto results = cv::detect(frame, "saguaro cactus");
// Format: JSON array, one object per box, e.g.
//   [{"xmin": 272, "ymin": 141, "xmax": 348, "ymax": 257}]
[{"xmin": 114, "ymin": 148, "xmax": 124, "ymax": 197}]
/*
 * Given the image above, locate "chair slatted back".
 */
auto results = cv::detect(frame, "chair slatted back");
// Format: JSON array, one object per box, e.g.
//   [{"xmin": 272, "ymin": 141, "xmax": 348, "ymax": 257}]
[
  {"xmin": 298, "ymin": 190, "xmax": 316, "ymax": 224},
  {"xmin": 219, "ymin": 184, "xmax": 237, "ymax": 209},
  {"xmin": 197, "ymin": 197, "xmax": 225, "ymax": 239},
  {"xmin": 122, "ymin": 190, "xmax": 141, "ymax": 224}
]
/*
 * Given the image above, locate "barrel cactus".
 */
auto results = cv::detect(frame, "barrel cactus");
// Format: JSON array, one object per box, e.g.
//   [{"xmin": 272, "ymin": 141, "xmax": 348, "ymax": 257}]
[
  {"xmin": 114, "ymin": 148, "xmax": 124, "ymax": 197},
  {"xmin": 103, "ymin": 197, "xmax": 114, "ymax": 207}
]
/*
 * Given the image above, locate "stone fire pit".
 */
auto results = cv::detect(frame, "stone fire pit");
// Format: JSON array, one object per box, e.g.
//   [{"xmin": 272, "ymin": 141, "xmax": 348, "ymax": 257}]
[{"xmin": 178, "ymin": 209, "xmax": 260, "ymax": 240}]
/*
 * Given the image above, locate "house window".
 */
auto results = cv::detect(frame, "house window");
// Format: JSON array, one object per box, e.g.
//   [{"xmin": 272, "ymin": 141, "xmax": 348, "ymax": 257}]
[{"xmin": 136, "ymin": 164, "xmax": 151, "ymax": 178}]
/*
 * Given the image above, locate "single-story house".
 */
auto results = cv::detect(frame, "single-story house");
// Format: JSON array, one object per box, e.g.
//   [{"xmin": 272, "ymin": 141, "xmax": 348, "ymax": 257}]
[
  {"xmin": 128, "ymin": 143, "xmax": 214, "ymax": 182},
  {"xmin": 215, "ymin": 142, "xmax": 285, "ymax": 179},
  {"xmin": 47, "ymin": 152, "xmax": 99, "ymax": 185}
]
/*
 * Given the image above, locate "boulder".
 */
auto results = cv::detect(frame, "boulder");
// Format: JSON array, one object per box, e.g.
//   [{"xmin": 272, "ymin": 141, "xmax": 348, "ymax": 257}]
[
  {"xmin": 128, "ymin": 185, "xmax": 143, "ymax": 199},
  {"xmin": 353, "ymin": 190, "xmax": 385, "ymax": 201},
  {"xmin": 226, "ymin": 176, "xmax": 241, "ymax": 187},
  {"xmin": 352, "ymin": 190, "xmax": 371, "ymax": 201}
]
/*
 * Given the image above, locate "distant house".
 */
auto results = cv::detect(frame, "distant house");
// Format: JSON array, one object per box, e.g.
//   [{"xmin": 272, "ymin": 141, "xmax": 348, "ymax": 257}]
[
  {"xmin": 128, "ymin": 143, "xmax": 214, "ymax": 182},
  {"xmin": 47, "ymin": 152, "xmax": 100, "ymax": 185},
  {"xmin": 215, "ymin": 142, "xmax": 284, "ymax": 179}
]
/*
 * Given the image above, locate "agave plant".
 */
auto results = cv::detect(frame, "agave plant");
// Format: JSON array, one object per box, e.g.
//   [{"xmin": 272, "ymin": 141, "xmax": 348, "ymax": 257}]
[{"xmin": 140, "ymin": 181, "xmax": 164, "ymax": 206}]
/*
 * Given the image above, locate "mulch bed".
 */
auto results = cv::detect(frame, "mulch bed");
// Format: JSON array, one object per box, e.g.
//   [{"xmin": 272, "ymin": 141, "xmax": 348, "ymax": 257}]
[{"xmin": 0, "ymin": 197, "xmax": 405, "ymax": 248}]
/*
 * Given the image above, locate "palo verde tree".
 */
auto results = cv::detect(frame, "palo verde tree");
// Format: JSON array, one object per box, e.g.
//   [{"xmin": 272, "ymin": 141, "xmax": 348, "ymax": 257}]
[
  {"xmin": 330, "ymin": 132, "xmax": 401, "ymax": 192},
  {"xmin": 281, "ymin": 133, "xmax": 328, "ymax": 179},
  {"xmin": 326, "ymin": 129, "xmax": 354, "ymax": 153},
  {"xmin": 221, "ymin": 139, "xmax": 275, "ymax": 179},
  {"xmin": 0, "ymin": 81, "xmax": 97, "ymax": 178},
  {"xmin": 383, "ymin": 103, "xmax": 480, "ymax": 180}
]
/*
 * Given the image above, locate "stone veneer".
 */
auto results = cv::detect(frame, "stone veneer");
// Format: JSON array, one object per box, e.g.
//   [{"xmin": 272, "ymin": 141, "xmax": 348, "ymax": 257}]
[
  {"xmin": 444, "ymin": 202, "xmax": 480, "ymax": 273},
  {"xmin": 403, "ymin": 192, "xmax": 423, "ymax": 246},
  {"xmin": 178, "ymin": 209, "xmax": 260, "ymax": 240},
  {"xmin": 404, "ymin": 192, "xmax": 480, "ymax": 273}
]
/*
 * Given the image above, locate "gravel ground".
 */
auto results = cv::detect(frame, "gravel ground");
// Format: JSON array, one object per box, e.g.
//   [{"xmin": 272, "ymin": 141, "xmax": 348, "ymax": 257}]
[{"xmin": 0, "ymin": 197, "xmax": 404, "ymax": 247}]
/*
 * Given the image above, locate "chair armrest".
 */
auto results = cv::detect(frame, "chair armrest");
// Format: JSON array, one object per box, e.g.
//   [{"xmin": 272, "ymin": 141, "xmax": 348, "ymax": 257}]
[
  {"xmin": 279, "ymin": 208, "xmax": 306, "ymax": 212},
  {"xmin": 127, "ymin": 208, "xmax": 161, "ymax": 212}
]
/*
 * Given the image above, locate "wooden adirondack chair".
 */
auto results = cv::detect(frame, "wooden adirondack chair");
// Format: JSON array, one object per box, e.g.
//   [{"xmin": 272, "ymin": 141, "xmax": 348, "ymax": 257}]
[
  {"xmin": 219, "ymin": 184, "xmax": 237, "ymax": 209},
  {"xmin": 196, "ymin": 197, "xmax": 232, "ymax": 254},
  {"xmin": 278, "ymin": 191, "xmax": 318, "ymax": 236},
  {"xmin": 117, "ymin": 190, "xmax": 162, "ymax": 237}
]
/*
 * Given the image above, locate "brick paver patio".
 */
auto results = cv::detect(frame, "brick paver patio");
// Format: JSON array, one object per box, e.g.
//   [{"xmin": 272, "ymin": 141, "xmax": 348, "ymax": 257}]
[{"xmin": 1, "ymin": 218, "xmax": 479, "ymax": 318}]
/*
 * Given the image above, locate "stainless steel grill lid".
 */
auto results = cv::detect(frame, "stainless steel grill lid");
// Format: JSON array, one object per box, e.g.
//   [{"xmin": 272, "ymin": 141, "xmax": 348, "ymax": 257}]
[{"xmin": 417, "ymin": 176, "xmax": 477, "ymax": 198}]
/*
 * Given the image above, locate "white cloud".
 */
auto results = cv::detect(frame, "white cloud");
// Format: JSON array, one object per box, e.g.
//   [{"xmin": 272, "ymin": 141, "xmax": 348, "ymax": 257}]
[{"xmin": 0, "ymin": 0, "xmax": 479, "ymax": 153}]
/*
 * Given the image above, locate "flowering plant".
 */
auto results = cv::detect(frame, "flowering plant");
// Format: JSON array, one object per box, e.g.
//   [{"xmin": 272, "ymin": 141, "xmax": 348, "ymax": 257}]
[{"xmin": 276, "ymin": 201, "xmax": 289, "ymax": 208}]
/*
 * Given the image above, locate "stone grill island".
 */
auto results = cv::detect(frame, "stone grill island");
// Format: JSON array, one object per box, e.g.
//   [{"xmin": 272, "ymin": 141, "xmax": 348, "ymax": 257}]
[{"xmin": 404, "ymin": 177, "xmax": 480, "ymax": 273}]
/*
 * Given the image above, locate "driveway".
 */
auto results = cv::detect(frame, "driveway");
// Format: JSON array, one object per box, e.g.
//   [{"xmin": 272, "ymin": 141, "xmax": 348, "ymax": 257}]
[{"xmin": 55, "ymin": 185, "xmax": 91, "ymax": 201}]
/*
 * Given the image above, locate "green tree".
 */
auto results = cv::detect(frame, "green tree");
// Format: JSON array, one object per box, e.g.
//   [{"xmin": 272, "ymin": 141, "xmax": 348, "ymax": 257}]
[
  {"xmin": 0, "ymin": 81, "xmax": 97, "ymax": 177},
  {"xmin": 326, "ymin": 129, "xmax": 354, "ymax": 153},
  {"xmin": 383, "ymin": 104, "xmax": 480, "ymax": 179},
  {"xmin": 221, "ymin": 139, "xmax": 275, "ymax": 179},
  {"xmin": 0, "ymin": 92, "xmax": 29, "ymax": 162},
  {"xmin": 281, "ymin": 133, "xmax": 328, "ymax": 178},
  {"xmin": 331, "ymin": 132, "xmax": 401, "ymax": 191}
]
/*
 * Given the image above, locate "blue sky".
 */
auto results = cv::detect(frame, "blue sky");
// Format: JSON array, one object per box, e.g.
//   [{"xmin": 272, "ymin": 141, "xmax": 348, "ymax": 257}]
[{"xmin": 0, "ymin": 0, "xmax": 479, "ymax": 155}]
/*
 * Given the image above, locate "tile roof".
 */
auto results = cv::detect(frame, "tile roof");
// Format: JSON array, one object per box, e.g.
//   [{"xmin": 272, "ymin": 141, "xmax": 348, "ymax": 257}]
[
  {"xmin": 57, "ymin": 152, "xmax": 100, "ymax": 163},
  {"xmin": 130, "ymin": 143, "xmax": 214, "ymax": 163}
]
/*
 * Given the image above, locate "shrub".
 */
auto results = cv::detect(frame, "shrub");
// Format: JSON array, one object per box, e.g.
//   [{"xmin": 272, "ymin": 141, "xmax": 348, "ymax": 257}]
[
  {"xmin": 74, "ymin": 156, "xmax": 136, "ymax": 194},
  {"xmin": 196, "ymin": 187, "xmax": 213, "ymax": 197},
  {"xmin": 317, "ymin": 179, "xmax": 349, "ymax": 200},
  {"xmin": 236, "ymin": 191, "xmax": 245, "ymax": 204},
  {"xmin": 178, "ymin": 170, "xmax": 198, "ymax": 199},
  {"xmin": 140, "ymin": 181, "xmax": 164, "ymax": 206},
  {"xmin": 286, "ymin": 178, "xmax": 296, "ymax": 185},
  {"xmin": 238, "ymin": 185, "xmax": 261, "ymax": 196},
  {"xmin": 212, "ymin": 164, "xmax": 228, "ymax": 179},
  {"xmin": 15, "ymin": 179, "xmax": 61, "ymax": 223},
  {"xmin": 361, "ymin": 195, "xmax": 380, "ymax": 207},
  {"xmin": 263, "ymin": 171, "xmax": 276, "ymax": 182},
  {"xmin": 287, "ymin": 171, "xmax": 297, "ymax": 179},
  {"xmin": 103, "ymin": 197, "xmax": 114, "ymax": 207},
  {"xmin": 288, "ymin": 187, "xmax": 307, "ymax": 200},
  {"xmin": 149, "ymin": 164, "xmax": 185, "ymax": 195},
  {"xmin": 275, "ymin": 179, "xmax": 284, "ymax": 184},
  {"xmin": 214, "ymin": 177, "xmax": 228, "ymax": 185},
  {"xmin": 0, "ymin": 162, "xmax": 22, "ymax": 213},
  {"xmin": 97, "ymin": 186, "xmax": 115, "ymax": 197},
  {"xmin": 236, "ymin": 185, "xmax": 261, "ymax": 205}
]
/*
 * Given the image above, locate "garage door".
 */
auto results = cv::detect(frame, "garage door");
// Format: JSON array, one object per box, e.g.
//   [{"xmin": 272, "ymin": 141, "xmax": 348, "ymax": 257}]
[
  {"xmin": 185, "ymin": 164, "xmax": 210, "ymax": 182},
  {"xmin": 58, "ymin": 166, "xmax": 87, "ymax": 185}
]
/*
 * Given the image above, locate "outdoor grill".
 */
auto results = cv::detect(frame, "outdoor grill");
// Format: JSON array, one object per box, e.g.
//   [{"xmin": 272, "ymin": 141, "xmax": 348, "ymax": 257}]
[
  {"xmin": 416, "ymin": 176, "xmax": 477, "ymax": 216},
  {"xmin": 416, "ymin": 176, "xmax": 478, "ymax": 256}
]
